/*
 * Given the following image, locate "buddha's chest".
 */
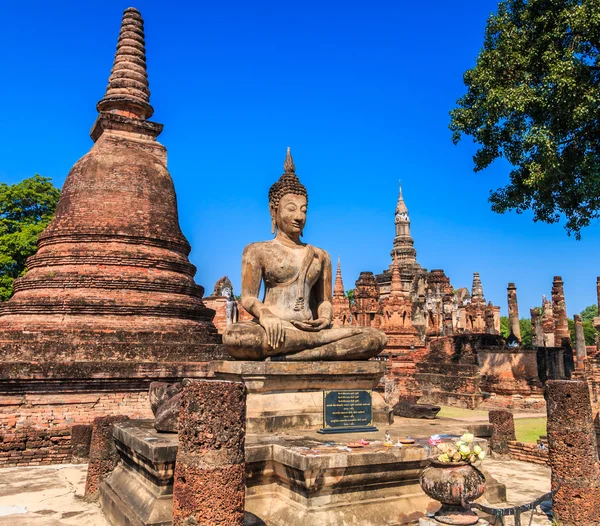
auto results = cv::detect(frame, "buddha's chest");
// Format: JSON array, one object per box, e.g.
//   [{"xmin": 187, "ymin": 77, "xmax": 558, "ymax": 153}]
[{"xmin": 262, "ymin": 246, "xmax": 322, "ymax": 287}]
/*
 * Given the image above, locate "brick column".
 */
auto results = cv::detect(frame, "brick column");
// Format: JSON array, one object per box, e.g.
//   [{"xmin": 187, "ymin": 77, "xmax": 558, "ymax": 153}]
[
  {"xmin": 84, "ymin": 415, "xmax": 129, "ymax": 501},
  {"xmin": 546, "ymin": 380, "xmax": 600, "ymax": 526},
  {"xmin": 531, "ymin": 307, "xmax": 542, "ymax": 347},
  {"xmin": 507, "ymin": 283, "xmax": 521, "ymax": 343},
  {"xmin": 573, "ymin": 314, "xmax": 587, "ymax": 370},
  {"xmin": 173, "ymin": 380, "xmax": 246, "ymax": 526},
  {"xmin": 542, "ymin": 296, "xmax": 554, "ymax": 347},
  {"xmin": 552, "ymin": 276, "xmax": 570, "ymax": 348},
  {"xmin": 488, "ymin": 410, "xmax": 516, "ymax": 456}
]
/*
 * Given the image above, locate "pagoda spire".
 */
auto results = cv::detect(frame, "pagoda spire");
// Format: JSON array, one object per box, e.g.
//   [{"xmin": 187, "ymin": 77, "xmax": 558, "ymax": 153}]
[
  {"xmin": 333, "ymin": 257, "xmax": 345, "ymax": 298},
  {"xmin": 389, "ymin": 183, "xmax": 418, "ymax": 271},
  {"xmin": 396, "ymin": 182, "xmax": 408, "ymax": 216},
  {"xmin": 96, "ymin": 7, "xmax": 153, "ymax": 120}
]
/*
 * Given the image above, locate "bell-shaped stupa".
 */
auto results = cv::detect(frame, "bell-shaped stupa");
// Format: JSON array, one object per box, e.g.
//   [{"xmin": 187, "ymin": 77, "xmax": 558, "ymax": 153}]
[{"xmin": 0, "ymin": 8, "xmax": 220, "ymax": 361}]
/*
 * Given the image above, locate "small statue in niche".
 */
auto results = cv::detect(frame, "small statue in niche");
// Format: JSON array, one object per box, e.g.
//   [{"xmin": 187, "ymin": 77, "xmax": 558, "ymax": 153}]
[{"xmin": 223, "ymin": 286, "xmax": 239, "ymax": 326}]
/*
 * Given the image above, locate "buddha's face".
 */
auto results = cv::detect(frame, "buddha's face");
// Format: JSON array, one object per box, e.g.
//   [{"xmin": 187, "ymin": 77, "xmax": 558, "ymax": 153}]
[{"xmin": 273, "ymin": 194, "xmax": 307, "ymax": 237}]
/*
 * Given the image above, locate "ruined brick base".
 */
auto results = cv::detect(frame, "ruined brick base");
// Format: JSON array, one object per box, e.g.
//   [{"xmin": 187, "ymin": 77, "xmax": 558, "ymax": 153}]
[
  {"xmin": 0, "ymin": 361, "xmax": 214, "ymax": 467},
  {"xmin": 507, "ymin": 441, "xmax": 548, "ymax": 465}
]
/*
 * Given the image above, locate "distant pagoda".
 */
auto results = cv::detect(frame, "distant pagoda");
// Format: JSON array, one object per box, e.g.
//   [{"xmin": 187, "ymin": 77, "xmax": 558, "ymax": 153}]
[
  {"xmin": 376, "ymin": 184, "xmax": 424, "ymax": 297},
  {"xmin": 0, "ymin": 8, "xmax": 220, "ymax": 361}
]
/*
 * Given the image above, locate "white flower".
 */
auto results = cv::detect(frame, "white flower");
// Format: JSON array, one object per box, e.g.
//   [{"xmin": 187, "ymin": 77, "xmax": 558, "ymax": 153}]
[
  {"xmin": 459, "ymin": 444, "xmax": 471, "ymax": 456},
  {"xmin": 478, "ymin": 451, "xmax": 486, "ymax": 461},
  {"xmin": 438, "ymin": 453, "xmax": 450, "ymax": 463},
  {"xmin": 460, "ymin": 433, "xmax": 475, "ymax": 443},
  {"xmin": 473, "ymin": 445, "xmax": 482, "ymax": 455}
]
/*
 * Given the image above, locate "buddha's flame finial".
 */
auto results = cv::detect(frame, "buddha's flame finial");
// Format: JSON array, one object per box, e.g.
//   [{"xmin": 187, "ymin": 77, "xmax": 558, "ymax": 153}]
[
  {"xmin": 284, "ymin": 146, "xmax": 296, "ymax": 174},
  {"xmin": 96, "ymin": 7, "xmax": 153, "ymax": 120}
]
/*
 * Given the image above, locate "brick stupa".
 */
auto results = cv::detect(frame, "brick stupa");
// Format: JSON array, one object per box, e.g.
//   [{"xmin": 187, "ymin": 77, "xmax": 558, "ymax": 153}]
[{"xmin": 0, "ymin": 7, "xmax": 220, "ymax": 362}]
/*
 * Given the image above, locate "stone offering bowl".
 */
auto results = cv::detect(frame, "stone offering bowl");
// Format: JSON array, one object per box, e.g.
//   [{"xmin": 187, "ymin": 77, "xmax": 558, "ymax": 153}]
[{"xmin": 420, "ymin": 460, "xmax": 485, "ymax": 525}]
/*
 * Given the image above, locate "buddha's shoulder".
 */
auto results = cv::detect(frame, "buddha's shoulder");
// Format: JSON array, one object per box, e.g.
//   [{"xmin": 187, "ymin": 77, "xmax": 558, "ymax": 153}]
[{"xmin": 242, "ymin": 240, "xmax": 277, "ymax": 256}]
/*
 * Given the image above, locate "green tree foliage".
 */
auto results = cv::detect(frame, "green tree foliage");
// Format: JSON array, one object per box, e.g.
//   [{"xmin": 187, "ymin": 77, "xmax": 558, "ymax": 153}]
[
  {"xmin": 580, "ymin": 304, "xmax": 598, "ymax": 323},
  {"xmin": 345, "ymin": 289, "xmax": 355, "ymax": 307},
  {"xmin": 500, "ymin": 316, "xmax": 533, "ymax": 347},
  {"xmin": 450, "ymin": 0, "xmax": 600, "ymax": 238},
  {"xmin": 567, "ymin": 305, "xmax": 599, "ymax": 345},
  {"xmin": 0, "ymin": 175, "xmax": 60, "ymax": 300}
]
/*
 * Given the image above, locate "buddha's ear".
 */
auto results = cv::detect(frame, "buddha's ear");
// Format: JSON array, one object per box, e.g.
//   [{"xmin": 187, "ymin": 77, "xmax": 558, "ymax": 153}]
[{"xmin": 269, "ymin": 203, "xmax": 277, "ymax": 235}]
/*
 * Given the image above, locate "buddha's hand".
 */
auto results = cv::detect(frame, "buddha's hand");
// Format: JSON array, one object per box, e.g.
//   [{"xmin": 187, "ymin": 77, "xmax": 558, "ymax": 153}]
[
  {"xmin": 290, "ymin": 318, "xmax": 331, "ymax": 332},
  {"xmin": 259, "ymin": 313, "xmax": 285, "ymax": 349}
]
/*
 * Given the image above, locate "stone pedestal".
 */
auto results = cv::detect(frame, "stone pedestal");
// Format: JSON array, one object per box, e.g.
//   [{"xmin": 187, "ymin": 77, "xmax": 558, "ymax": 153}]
[
  {"xmin": 100, "ymin": 419, "xmax": 437, "ymax": 526},
  {"xmin": 210, "ymin": 360, "xmax": 388, "ymax": 433},
  {"xmin": 100, "ymin": 420, "xmax": 178, "ymax": 526}
]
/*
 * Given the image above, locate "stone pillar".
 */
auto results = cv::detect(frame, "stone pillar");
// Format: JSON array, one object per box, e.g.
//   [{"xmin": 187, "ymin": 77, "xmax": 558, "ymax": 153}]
[
  {"xmin": 573, "ymin": 314, "xmax": 587, "ymax": 370},
  {"xmin": 546, "ymin": 380, "xmax": 600, "ymax": 526},
  {"xmin": 542, "ymin": 296, "xmax": 555, "ymax": 347},
  {"xmin": 531, "ymin": 307, "xmax": 543, "ymax": 347},
  {"xmin": 488, "ymin": 410, "xmax": 516, "ymax": 457},
  {"xmin": 507, "ymin": 283, "xmax": 521, "ymax": 342},
  {"xmin": 552, "ymin": 276, "xmax": 571, "ymax": 348},
  {"xmin": 84, "ymin": 415, "xmax": 129, "ymax": 501},
  {"xmin": 173, "ymin": 380, "xmax": 246, "ymax": 526}
]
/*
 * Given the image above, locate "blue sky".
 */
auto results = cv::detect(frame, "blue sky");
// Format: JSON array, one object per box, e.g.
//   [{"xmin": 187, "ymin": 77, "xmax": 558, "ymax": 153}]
[{"xmin": 1, "ymin": 1, "xmax": 599, "ymax": 317}]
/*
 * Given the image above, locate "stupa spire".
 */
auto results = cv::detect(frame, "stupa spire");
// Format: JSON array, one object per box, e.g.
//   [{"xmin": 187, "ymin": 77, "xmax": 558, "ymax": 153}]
[
  {"xmin": 333, "ymin": 257, "xmax": 345, "ymax": 297},
  {"xmin": 96, "ymin": 7, "xmax": 153, "ymax": 120},
  {"xmin": 471, "ymin": 272, "xmax": 485, "ymax": 303},
  {"xmin": 390, "ymin": 253, "xmax": 403, "ymax": 295},
  {"xmin": 396, "ymin": 182, "xmax": 408, "ymax": 216},
  {"xmin": 389, "ymin": 183, "xmax": 418, "ymax": 271},
  {"xmin": 284, "ymin": 146, "xmax": 296, "ymax": 174}
]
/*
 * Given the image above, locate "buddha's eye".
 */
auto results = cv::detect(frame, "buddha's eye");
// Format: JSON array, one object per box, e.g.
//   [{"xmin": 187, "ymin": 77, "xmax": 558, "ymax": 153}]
[
  {"xmin": 285, "ymin": 204, "xmax": 296, "ymax": 212},
  {"xmin": 301, "ymin": 206, "xmax": 307, "ymax": 213}
]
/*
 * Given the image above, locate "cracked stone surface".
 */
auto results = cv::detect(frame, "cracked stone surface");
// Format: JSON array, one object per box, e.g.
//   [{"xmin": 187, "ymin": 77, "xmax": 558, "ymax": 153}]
[{"xmin": 0, "ymin": 464, "xmax": 109, "ymax": 525}]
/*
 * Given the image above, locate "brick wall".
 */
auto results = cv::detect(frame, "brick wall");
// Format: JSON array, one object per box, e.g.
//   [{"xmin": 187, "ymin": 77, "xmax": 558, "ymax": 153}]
[
  {"xmin": 0, "ymin": 361, "xmax": 212, "ymax": 467},
  {"xmin": 507, "ymin": 440, "xmax": 549, "ymax": 465}
]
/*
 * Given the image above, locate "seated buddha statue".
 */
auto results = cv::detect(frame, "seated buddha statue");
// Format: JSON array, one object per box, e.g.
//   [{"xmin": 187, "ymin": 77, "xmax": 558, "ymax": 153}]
[{"xmin": 223, "ymin": 148, "xmax": 387, "ymax": 361}]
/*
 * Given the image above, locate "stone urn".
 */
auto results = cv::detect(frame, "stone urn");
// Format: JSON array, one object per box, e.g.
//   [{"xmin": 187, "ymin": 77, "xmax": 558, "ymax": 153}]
[{"xmin": 420, "ymin": 460, "xmax": 485, "ymax": 525}]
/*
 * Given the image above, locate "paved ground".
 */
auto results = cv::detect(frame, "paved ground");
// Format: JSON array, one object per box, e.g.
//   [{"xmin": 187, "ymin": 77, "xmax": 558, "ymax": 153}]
[
  {"xmin": 483, "ymin": 458, "xmax": 552, "ymax": 526},
  {"xmin": 0, "ymin": 464, "xmax": 109, "ymax": 526},
  {"xmin": 0, "ymin": 412, "xmax": 551, "ymax": 526},
  {"xmin": 0, "ymin": 458, "xmax": 552, "ymax": 526}
]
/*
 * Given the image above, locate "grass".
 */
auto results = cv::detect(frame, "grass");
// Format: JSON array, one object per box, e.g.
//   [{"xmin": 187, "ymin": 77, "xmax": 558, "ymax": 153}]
[
  {"xmin": 436, "ymin": 406, "xmax": 547, "ymax": 444},
  {"xmin": 437, "ymin": 406, "xmax": 489, "ymax": 419},
  {"xmin": 515, "ymin": 417, "xmax": 546, "ymax": 444}
]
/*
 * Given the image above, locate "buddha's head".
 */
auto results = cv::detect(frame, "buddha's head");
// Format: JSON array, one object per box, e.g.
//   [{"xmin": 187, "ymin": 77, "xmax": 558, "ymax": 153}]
[{"xmin": 268, "ymin": 148, "xmax": 308, "ymax": 237}]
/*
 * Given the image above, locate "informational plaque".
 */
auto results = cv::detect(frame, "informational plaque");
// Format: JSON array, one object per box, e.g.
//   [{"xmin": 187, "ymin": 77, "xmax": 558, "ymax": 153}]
[{"xmin": 318, "ymin": 389, "xmax": 378, "ymax": 434}]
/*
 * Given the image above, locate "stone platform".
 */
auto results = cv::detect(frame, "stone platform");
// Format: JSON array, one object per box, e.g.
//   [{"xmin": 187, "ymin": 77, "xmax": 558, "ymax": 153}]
[
  {"xmin": 209, "ymin": 360, "xmax": 388, "ymax": 433},
  {"xmin": 100, "ymin": 419, "xmax": 434, "ymax": 526}
]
